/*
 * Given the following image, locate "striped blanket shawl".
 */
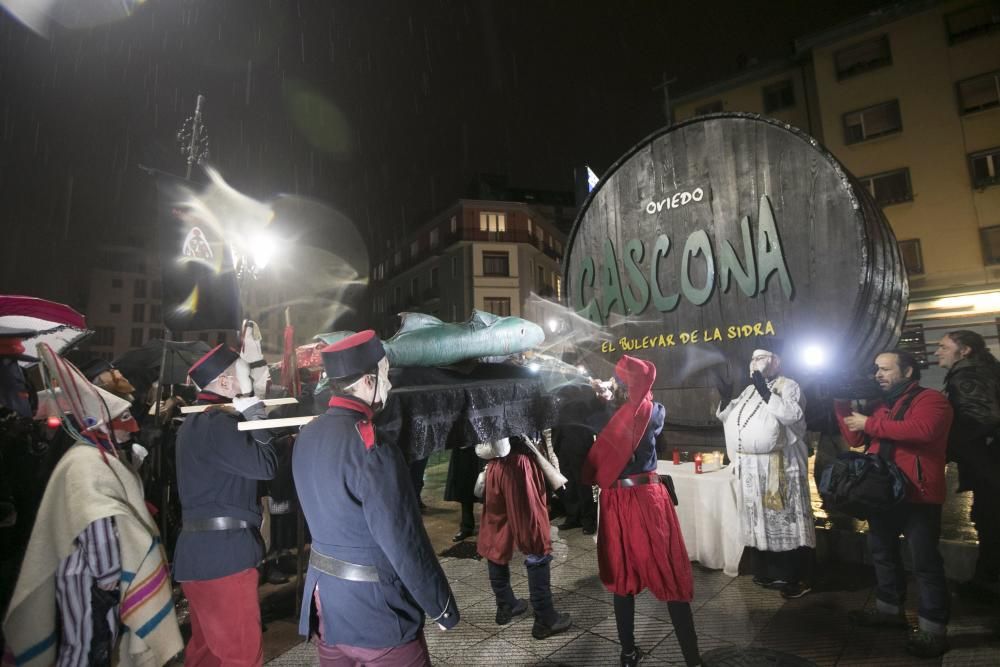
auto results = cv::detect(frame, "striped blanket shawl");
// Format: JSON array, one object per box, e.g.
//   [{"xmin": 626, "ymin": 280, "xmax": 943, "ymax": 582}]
[{"xmin": 2, "ymin": 444, "xmax": 182, "ymax": 666}]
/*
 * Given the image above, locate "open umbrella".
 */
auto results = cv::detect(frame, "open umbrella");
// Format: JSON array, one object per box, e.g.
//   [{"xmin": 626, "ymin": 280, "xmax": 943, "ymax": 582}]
[
  {"xmin": 113, "ymin": 338, "xmax": 212, "ymax": 387},
  {"xmin": 0, "ymin": 295, "xmax": 92, "ymax": 367}
]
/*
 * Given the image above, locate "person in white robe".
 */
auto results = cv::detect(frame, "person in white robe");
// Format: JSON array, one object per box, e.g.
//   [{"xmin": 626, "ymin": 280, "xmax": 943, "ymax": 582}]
[{"xmin": 716, "ymin": 344, "xmax": 815, "ymax": 599}]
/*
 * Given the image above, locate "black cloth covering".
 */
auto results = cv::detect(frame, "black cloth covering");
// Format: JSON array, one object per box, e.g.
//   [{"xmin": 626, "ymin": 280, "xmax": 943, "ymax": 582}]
[{"xmin": 374, "ymin": 363, "xmax": 558, "ymax": 461}]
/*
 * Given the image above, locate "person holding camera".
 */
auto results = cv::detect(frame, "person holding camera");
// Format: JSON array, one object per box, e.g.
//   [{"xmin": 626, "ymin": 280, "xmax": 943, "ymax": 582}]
[
  {"xmin": 834, "ymin": 349, "xmax": 952, "ymax": 659},
  {"xmin": 935, "ymin": 330, "xmax": 1000, "ymax": 602},
  {"xmin": 174, "ymin": 327, "xmax": 278, "ymax": 666},
  {"xmin": 716, "ymin": 342, "xmax": 814, "ymax": 600}
]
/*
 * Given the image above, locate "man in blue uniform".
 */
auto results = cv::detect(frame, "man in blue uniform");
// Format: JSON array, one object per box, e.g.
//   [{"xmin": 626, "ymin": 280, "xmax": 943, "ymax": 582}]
[
  {"xmin": 293, "ymin": 330, "xmax": 459, "ymax": 666},
  {"xmin": 174, "ymin": 343, "xmax": 277, "ymax": 666}
]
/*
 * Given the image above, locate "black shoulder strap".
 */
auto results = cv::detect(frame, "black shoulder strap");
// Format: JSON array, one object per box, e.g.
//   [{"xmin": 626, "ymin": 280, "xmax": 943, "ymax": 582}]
[{"xmin": 879, "ymin": 386, "xmax": 927, "ymax": 461}]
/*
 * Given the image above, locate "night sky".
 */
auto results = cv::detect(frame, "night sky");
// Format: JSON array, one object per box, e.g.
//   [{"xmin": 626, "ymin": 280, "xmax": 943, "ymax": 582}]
[{"xmin": 0, "ymin": 0, "xmax": 885, "ymax": 309}]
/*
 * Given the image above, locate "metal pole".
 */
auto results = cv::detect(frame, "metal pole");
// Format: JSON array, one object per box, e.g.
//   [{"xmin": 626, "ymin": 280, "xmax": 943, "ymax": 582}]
[{"xmin": 154, "ymin": 329, "xmax": 171, "ymax": 542}]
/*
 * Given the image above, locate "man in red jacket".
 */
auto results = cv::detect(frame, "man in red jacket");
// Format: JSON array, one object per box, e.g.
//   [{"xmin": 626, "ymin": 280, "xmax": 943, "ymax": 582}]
[{"xmin": 835, "ymin": 350, "xmax": 953, "ymax": 659}]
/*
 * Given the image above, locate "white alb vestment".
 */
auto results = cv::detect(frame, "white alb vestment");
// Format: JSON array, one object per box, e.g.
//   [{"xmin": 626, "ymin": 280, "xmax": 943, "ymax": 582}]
[{"xmin": 718, "ymin": 376, "xmax": 815, "ymax": 552}]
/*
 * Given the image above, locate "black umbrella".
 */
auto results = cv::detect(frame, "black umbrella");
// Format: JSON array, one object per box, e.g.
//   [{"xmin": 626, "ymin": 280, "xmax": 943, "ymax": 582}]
[{"xmin": 113, "ymin": 338, "xmax": 212, "ymax": 388}]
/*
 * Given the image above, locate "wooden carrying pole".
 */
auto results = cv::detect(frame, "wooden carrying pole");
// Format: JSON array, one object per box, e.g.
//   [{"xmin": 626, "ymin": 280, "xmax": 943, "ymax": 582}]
[{"xmin": 180, "ymin": 396, "xmax": 298, "ymax": 413}]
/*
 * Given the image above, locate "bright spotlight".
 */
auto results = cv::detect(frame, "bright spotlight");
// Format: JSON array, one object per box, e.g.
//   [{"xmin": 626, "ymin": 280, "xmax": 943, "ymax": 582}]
[
  {"xmin": 250, "ymin": 230, "xmax": 278, "ymax": 269},
  {"xmin": 528, "ymin": 363, "xmax": 541, "ymax": 373},
  {"xmin": 546, "ymin": 318, "xmax": 560, "ymax": 333},
  {"xmin": 801, "ymin": 344, "xmax": 827, "ymax": 369}
]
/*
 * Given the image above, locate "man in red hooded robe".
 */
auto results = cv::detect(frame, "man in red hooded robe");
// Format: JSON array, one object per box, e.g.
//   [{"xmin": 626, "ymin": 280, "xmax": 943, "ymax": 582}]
[{"xmin": 583, "ymin": 355, "xmax": 701, "ymax": 667}]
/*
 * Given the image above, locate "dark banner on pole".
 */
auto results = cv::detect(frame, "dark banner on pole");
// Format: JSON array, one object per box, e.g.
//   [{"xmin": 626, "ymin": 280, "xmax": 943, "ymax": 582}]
[{"xmin": 153, "ymin": 171, "xmax": 241, "ymax": 332}]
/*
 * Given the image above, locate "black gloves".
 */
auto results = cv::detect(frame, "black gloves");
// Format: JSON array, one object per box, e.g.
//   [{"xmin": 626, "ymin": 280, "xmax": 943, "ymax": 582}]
[
  {"xmin": 714, "ymin": 373, "xmax": 734, "ymax": 411},
  {"xmin": 751, "ymin": 371, "xmax": 771, "ymax": 403}
]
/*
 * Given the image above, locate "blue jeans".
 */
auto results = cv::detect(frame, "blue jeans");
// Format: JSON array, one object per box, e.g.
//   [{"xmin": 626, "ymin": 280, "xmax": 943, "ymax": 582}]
[{"xmin": 866, "ymin": 502, "xmax": 949, "ymax": 628}]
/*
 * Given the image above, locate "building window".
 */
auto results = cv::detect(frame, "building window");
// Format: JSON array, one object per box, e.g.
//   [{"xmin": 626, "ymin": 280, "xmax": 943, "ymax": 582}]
[
  {"xmin": 479, "ymin": 212, "xmax": 506, "ymax": 233},
  {"xmin": 483, "ymin": 251, "xmax": 510, "ymax": 276},
  {"xmin": 151, "ymin": 280, "xmax": 160, "ymax": 298},
  {"xmin": 945, "ymin": 2, "xmax": 1000, "ymax": 44},
  {"xmin": 410, "ymin": 277, "xmax": 419, "ymax": 297},
  {"xmin": 132, "ymin": 303, "xmax": 145, "ymax": 323},
  {"xmin": 762, "ymin": 79, "xmax": 795, "ymax": 113},
  {"xmin": 111, "ymin": 278, "xmax": 122, "ymax": 289},
  {"xmin": 537, "ymin": 265, "xmax": 545, "ymax": 290},
  {"xmin": 93, "ymin": 326, "xmax": 115, "ymax": 346},
  {"xmin": 843, "ymin": 100, "xmax": 902, "ymax": 144},
  {"xmin": 983, "ymin": 226, "xmax": 1000, "ymax": 264},
  {"xmin": 957, "ymin": 70, "xmax": 1000, "ymax": 114},
  {"xmin": 134, "ymin": 279, "xmax": 146, "ymax": 298},
  {"xmin": 695, "ymin": 100, "xmax": 723, "ymax": 116},
  {"xmin": 149, "ymin": 328, "xmax": 163, "ymax": 340},
  {"xmin": 898, "ymin": 323, "xmax": 929, "ymax": 368},
  {"xmin": 834, "ymin": 34, "xmax": 892, "ymax": 80},
  {"xmin": 430, "ymin": 228, "xmax": 439, "ymax": 248},
  {"xmin": 898, "ymin": 239, "xmax": 924, "ymax": 275},
  {"xmin": 394, "ymin": 251, "xmax": 401, "ymax": 267},
  {"xmin": 430, "ymin": 266, "xmax": 439, "ymax": 289},
  {"xmin": 150, "ymin": 304, "xmax": 161, "ymax": 323},
  {"xmin": 451, "ymin": 303, "xmax": 458, "ymax": 321},
  {"xmin": 131, "ymin": 327, "xmax": 144, "ymax": 347},
  {"xmin": 450, "ymin": 215, "xmax": 457, "ymax": 233},
  {"xmin": 410, "ymin": 240, "xmax": 419, "ymax": 258},
  {"xmin": 527, "ymin": 218, "xmax": 533, "ymax": 235},
  {"xmin": 451, "ymin": 255, "xmax": 458, "ymax": 278},
  {"xmin": 393, "ymin": 286, "xmax": 401, "ymax": 307},
  {"xmin": 859, "ymin": 168, "xmax": 913, "ymax": 206},
  {"xmin": 109, "ymin": 303, "xmax": 121, "ymax": 314},
  {"xmin": 970, "ymin": 146, "xmax": 1000, "ymax": 188},
  {"xmin": 555, "ymin": 276, "xmax": 562, "ymax": 300},
  {"xmin": 483, "ymin": 297, "xmax": 511, "ymax": 317}
]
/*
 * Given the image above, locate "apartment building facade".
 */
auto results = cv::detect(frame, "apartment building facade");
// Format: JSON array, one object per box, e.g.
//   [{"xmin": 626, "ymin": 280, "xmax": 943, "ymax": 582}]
[
  {"xmin": 672, "ymin": 0, "xmax": 1000, "ymax": 372},
  {"xmin": 81, "ymin": 241, "xmax": 317, "ymax": 362},
  {"xmin": 370, "ymin": 200, "xmax": 567, "ymax": 339}
]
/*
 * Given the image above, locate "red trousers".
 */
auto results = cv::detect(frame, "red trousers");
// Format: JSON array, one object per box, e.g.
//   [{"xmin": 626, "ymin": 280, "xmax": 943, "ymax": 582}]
[
  {"xmin": 181, "ymin": 567, "xmax": 263, "ymax": 667},
  {"xmin": 598, "ymin": 481, "xmax": 694, "ymax": 601},
  {"xmin": 315, "ymin": 633, "xmax": 430, "ymax": 667},
  {"xmin": 477, "ymin": 450, "xmax": 551, "ymax": 564}
]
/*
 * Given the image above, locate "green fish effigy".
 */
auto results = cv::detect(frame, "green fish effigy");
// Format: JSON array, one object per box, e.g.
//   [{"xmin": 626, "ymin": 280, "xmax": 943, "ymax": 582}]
[{"xmin": 380, "ymin": 310, "xmax": 545, "ymax": 368}]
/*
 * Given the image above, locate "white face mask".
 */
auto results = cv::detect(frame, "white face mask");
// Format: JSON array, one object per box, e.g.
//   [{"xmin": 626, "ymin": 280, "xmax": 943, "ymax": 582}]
[{"xmin": 748, "ymin": 350, "xmax": 775, "ymax": 376}]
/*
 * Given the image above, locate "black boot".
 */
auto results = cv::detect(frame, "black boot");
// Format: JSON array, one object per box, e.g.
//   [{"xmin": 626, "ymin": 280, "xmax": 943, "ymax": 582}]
[
  {"xmin": 488, "ymin": 560, "xmax": 528, "ymax": 625},
  {"xmin": 526, "ymin": 557, "xmax": 571, "ymax": 639}
]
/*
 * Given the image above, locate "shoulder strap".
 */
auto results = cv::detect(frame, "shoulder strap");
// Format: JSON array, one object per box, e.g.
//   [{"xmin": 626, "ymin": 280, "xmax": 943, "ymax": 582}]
[{"xmin": 879, "ymin": 387, "xmax": 927, "ymax": 461}]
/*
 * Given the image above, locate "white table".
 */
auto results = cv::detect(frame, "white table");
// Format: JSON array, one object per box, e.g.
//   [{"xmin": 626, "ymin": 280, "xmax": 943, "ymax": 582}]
[{"xmin": 656, "ymin": 460, "xmax": 742, "ymax": 576}]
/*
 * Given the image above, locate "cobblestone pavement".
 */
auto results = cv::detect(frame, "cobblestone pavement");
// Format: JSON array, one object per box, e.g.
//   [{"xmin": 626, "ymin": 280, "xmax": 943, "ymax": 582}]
[{"xmin": 263, "ymin": 455, "xmax": 1000, "ymax": 666}]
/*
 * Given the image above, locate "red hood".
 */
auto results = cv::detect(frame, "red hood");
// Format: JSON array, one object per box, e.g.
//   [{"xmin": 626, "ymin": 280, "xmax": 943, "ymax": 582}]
[{"xmin": 583, "ymin": 355, "xmax": 656, "ymax": 489}]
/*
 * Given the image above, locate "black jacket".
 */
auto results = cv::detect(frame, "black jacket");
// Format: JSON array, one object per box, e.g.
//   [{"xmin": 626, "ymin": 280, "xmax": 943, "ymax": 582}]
[{"xmin": 944, "ymin": 358, "xmax": 1000, "ymax": 448}]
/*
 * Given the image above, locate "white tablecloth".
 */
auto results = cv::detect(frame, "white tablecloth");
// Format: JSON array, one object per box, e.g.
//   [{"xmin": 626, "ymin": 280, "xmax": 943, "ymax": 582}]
[{"xmin": 657, "ymin": 460, "xmax": 742, "ymax": 576}]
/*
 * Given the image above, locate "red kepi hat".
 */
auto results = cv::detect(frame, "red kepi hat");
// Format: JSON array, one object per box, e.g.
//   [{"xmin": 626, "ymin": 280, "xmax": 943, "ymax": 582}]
[
  {"xmin": 321, "ymin": 330, "xmax": 385, "ymax": 380},
  {"xmin": 188, "ymin": 344, "xmax": 241, "ymax": 389}
]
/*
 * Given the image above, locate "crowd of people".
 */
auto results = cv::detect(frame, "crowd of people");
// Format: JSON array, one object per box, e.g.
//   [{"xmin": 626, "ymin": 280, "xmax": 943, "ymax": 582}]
[{"xmin": 1, "ymin": 320, "xmax": 998, "ymax": 666}]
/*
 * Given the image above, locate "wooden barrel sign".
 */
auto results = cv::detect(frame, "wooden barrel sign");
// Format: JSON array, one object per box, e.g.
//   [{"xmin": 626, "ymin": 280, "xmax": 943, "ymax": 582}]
[{"xmin": 564, "ymin": 113, "xmax": 908, "ymax": 430}]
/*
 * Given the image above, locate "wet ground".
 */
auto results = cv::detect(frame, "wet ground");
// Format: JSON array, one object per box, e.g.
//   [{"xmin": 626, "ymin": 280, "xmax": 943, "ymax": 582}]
[{"xmin": 256, "ymin": 452, "xmax": 998, "ymax": 666}]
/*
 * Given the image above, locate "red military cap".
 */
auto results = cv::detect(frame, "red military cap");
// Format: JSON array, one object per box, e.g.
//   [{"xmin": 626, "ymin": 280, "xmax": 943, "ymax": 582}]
[
  {"xmin": 321, "ymin": 330, "xmax": 385, "ymax": 380},
  {"xmin": 188, "ymin": 344, "xmax": 241, "ymax": 389}
]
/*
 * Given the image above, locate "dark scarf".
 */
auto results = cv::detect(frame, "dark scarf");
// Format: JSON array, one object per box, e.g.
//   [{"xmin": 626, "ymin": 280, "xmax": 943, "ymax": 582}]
[{"xmin": 882, "ymin": 379, "xmax": 917, "ymax": 407}]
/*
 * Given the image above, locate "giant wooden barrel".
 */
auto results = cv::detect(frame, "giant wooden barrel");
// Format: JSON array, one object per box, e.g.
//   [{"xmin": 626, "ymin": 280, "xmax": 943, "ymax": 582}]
[{"xmin": 564, "ymin": 113, "xmax": 907, "ymax": 431}]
